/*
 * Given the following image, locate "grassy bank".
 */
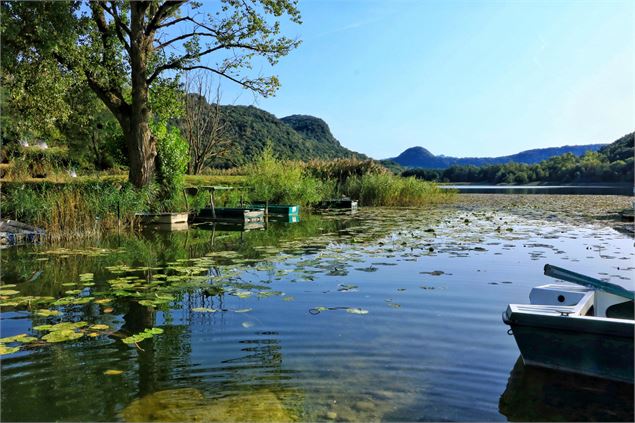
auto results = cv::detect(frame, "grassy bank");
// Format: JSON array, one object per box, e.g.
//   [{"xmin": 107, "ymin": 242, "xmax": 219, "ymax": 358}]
[{"xmin": 1, "ymin": 157, "xmax": 454, "ymax": 241}]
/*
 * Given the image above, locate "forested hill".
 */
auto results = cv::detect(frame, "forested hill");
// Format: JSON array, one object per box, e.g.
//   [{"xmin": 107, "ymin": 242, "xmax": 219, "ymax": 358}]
[
  {"xmin": 389, "ymin": 144, "xmax": 606, "ymax": 169},
  {"xmin": 217, "ymin": 105, "xmax": 365, "ymax": 165},
  {"xmin": 402, "ymin": 132, "xmax": 634, "ymax": 184}
]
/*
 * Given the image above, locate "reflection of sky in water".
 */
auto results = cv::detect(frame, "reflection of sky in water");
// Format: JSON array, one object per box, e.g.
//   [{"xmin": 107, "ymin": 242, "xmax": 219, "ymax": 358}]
[{"xmin": 1, "ymin": 198, "xmax": 633, "ymax": 421}]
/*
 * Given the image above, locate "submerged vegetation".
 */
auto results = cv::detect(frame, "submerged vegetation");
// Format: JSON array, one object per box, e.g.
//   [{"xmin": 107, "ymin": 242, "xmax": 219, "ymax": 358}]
[{"xmin": 1, "ymin": 196, "xmax": 632, "ymax": 421}]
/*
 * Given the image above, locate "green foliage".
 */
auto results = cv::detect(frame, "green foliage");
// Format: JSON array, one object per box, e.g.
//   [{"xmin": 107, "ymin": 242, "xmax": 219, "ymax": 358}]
[
  {"xmin": 340, "ymin": 173, "xmax": 455, "ymax": 207},
  {"xmin": 152, "ymin": 121, "xmax": 189, "ymax": 208},
  {"xmin": 599, "ymin": 132, "xmax": 634, "ymax": 162},
  {"xmin": 305, "ymin": 158, "xmax": 387, "ymax": 186},
  {"xmin": 403, "ymin": 133, "xmax": 634, "ymax": 184},
  {"xmin": 214, "ymin": 106, "xmax": 366, "ymax": 166},
  {"xmin": 0, "ymin": 182, "xmax": 153, "ymax": 240},
  {"xmin": 244, "ymin": 144, "xmax": 328, "ymax": 205}
]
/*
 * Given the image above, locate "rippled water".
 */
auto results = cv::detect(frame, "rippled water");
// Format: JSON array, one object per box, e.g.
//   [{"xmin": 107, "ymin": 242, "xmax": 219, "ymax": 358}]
[{"xmin": 1, "ymin": 195, "xmax": 633, "ymax": 422}]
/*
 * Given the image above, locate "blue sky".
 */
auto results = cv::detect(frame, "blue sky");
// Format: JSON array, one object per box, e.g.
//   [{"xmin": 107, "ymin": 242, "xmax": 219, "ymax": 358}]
[{"xmin": 206, "ymin": 0, "xmax": 634, "ymax": 159}]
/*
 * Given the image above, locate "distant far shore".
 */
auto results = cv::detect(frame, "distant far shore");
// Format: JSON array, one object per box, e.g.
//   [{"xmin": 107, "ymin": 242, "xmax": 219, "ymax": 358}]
[{"xmin": 438, "ymin": 181, "xmax": 633, "ymax": 187}]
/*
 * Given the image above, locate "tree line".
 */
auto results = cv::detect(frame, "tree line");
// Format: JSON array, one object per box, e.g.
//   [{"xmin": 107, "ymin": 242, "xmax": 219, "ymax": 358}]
[{"xmin": 402, "ymin": 134, "xmax": 634, "ymax": 184}]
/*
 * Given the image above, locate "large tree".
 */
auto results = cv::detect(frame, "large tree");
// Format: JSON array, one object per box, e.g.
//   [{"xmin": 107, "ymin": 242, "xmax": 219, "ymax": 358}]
[{"xmin": 1, "ymin": 0, "xmax": 301, "ymax": 187}]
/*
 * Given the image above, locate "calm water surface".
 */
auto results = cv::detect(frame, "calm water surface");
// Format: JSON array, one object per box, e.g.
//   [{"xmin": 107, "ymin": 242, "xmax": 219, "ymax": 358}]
[{"xmin": 1, "ymin": 196, "xmax": 633, "ymax": 421}]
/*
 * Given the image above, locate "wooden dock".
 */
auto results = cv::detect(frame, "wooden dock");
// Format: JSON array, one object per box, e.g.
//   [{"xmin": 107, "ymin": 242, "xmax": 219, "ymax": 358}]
[
  {"xmin": 135, "ymin": 212, "xmax": 189, "ymax": 231},
  {"xmin": 268, "ymin": 213, "xmax": 301, "ymax": 223},
  {"xmin": 250, "ymin": 203, "xmax": 300, "ymax": 216},
  {"xmin": 315, "ymin": 199, "xmax": 358, "ymax": 210},
  {"xmin": 195, "ymin": 207, "xmax": 265, "ymax": 223}
]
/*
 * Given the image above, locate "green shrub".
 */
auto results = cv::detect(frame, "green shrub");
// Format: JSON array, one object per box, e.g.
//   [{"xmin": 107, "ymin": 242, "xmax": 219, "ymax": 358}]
[
  {"xmin": 340, "ymin": 173, "xmax": 455, "ymax": 207},
  {"xmin": 245, "ymin": 144, "xmax": 328, "ymax": 206},
  {"xmin": 0, "ymin": 182, "xmax": 153, "ymax": 240},
  {"xmin": 305, "ymin": 158, "xmax": 387, "ymax": 186},
  {"xmin": 153, "ymin": 120, "xmax": 189, "ymax": 210}
]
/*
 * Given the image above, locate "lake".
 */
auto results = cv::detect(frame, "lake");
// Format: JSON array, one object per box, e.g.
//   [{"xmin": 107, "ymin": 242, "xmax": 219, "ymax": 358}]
[{"xmin": 1, "ymin": 194, "xmax": 633, "ymax": 422}]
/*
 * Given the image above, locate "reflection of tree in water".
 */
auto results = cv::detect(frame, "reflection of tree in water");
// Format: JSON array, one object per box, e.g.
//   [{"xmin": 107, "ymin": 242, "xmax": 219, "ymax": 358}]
[
  {"xmin": 1, "ymin": 212, "xmax": 399, "ymax": 422},
  {"xmin": 499, "ymin": 356, "xmax": 634, "ymax": 422}
]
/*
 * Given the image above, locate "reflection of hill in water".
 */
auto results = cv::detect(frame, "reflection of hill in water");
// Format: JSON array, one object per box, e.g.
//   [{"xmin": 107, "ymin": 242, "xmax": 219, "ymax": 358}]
[{"xmin": 499, "ymin": 357, "xmax": 634, "ymax": 422}]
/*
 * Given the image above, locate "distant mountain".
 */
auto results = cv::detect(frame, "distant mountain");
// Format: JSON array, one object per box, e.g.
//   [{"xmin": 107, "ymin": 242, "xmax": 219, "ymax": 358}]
[
  {"xmin": 388, "ymin": 144, "xmax": 607, "ymax": 169},
  {"xmin": 212, "ymin": 105, "xmax": 365, "ymax": 165}
]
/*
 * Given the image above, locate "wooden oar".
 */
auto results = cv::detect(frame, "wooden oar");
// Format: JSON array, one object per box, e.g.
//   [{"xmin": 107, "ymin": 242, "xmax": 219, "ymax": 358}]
[{"xmin": 544, "ymin": 264, "xmax": 634, "ymax": 300}]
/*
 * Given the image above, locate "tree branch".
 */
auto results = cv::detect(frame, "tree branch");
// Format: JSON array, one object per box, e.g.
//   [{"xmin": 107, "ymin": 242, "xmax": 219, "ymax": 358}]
[
  {"xmin": 154, "ymin": 31, "xmax": 217, "ymax": 50},
  {"xmin": 146, "ymin": 0, "xmax": 187, "ymax": 35},
  {"xmin": 180, "ymin": 65, "xmax": 265, "ymax": 93},
  {"xmin": 147, "ymin": 40, "xmax": 281, "ymax": 85},
  {"xmin": 101, "ymin": 2, "xmax": 131, "ymax": 52}
]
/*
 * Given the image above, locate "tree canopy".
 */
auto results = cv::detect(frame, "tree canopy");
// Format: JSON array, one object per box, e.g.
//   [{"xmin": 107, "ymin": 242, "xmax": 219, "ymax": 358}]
[{"xmin": 1, "ymin": 0, "xmax": 302, "ymax": 186}]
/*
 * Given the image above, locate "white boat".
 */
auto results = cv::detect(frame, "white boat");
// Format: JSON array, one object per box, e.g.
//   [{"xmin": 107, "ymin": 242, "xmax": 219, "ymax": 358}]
[{"xmin": 502, "ymin": 264, "xmax": 634, "ymax": 383}]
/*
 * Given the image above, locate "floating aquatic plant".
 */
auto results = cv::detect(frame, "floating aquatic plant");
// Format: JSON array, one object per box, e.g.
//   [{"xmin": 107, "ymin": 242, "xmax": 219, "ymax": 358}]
[{"xmin": 122, "ymin": 328, "xmax": 164, "ymax": 345}]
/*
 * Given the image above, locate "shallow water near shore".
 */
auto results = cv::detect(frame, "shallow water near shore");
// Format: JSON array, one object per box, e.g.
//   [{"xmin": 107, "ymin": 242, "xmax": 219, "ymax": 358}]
[{"xmin": 1, "ymin": 194, "xmax": 633, "ymax": 422}]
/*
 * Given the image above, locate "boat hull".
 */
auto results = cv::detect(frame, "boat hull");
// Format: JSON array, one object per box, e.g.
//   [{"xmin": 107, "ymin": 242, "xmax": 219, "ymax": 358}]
[{"xmin": 504, "ymin": 311, "xmax": 634, "ymax": 383}]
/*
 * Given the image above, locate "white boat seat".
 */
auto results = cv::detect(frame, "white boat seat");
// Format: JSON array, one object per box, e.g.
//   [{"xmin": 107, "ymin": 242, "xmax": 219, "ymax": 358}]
[{"xmin": 509, "ymin": 290, "xmax": 595, "ymax": 317}]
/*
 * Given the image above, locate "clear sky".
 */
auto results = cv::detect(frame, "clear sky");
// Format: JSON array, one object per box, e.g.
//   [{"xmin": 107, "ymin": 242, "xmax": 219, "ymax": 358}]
[{"xmin": 211, "ymin": 0, "xmax": 634, "ymax": 159}]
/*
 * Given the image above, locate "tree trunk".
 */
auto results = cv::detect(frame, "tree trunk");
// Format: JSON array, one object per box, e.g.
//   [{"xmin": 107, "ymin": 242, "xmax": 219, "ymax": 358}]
[{"xmin": 127, "ymin": 2, "xmax": 156, "ymax": 188}]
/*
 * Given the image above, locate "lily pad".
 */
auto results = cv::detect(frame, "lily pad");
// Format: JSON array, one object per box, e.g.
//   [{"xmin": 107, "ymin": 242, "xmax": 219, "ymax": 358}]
[
  {"xmin": 0, "ymin": 344, "xmax": 20, "ymax": 355},
  {"xmin": 0, "ymin": 334, "xmax": 37, "ymax": 343},
  {"xmin": 35, "ymin": 309, "xmax": 62, "ymax": 317},
  {"xmin": 104, "ymin": 369, "xmax": 124, "ymax": 375},
  {"xmin": 122, "ymin": 327, "xmax": 164, "ymax": 345},
  {"xmin": 43, "ymin": 329, "xmax": 84, "ymax": 343}
]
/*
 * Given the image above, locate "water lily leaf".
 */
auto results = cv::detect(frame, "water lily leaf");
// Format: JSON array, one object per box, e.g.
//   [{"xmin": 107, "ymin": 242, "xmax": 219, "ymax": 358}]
[
  {"xmin": 0, "ymin": 344, "xmax": 20, "ymax": 355},
  {"xmin": 94, "ymin": 298, "xmax": 112, "ymax": 304},
  {"xmin": 233, "ymin": 308, "xmax": 252, "ymax": 313},
  {"xmin": 104, "ymin": 369, "xmax": 123, "ymax": 375},
  {"xmin": 241, "ymin": 321, "xmax": 255, "ymax": 328},
  {"xmin": 90, "ymin": 324, "xmax": 110, "ymax": 331},
  {"xmin": 345, "ymin": 307, "xmax": 369, "ymax": 315},
  {"xmin": 192, "ymin": 307, "xmax": 218, "ymax": 313},
  {"xmin": 122, "ymin": 328, "xmax": 163, "ymax": 345},
  {"xmin": 43, "ymin": 329, "xmax": 84, "ymax": 343},
  {"xmin": 0, "ymin": 290, "xmax": 19, "ymax": 296},
  {"xmin": 35, "ymin": 309, "xmax": 61, "ymax": 317},
  {"xmin": 282, "ymin": 296, "xmax": 295, "ymax": 302},
  {"xmin": 0, "ymin": 334, "xmax": 37, "ymax": 343},
  {"xmin": 38, "ymin": 322, "xmax": 87, "ymax": 332}
]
